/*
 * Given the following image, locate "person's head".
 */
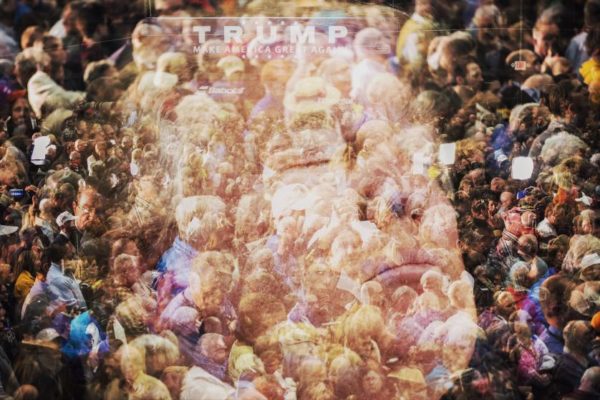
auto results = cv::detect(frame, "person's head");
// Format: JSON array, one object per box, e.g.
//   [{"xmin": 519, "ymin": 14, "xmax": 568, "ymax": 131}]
[
  {"xmin": 10, "ymin": 96, "xmax": 31, "ymax": 127},
  {"xmin": 83, "ymin": 60, "xmax": 117, "ymax": 85},
  {"xmin": 94, "ymin": 141, "xmax": 107, "ymax": 158},
  {"xmin": 15, "ymin": 47, "xmax": 50, "ymax": 87},
  {"xmin": 585, "ymin": 0, "xmax": 600, "ymax": 30},
  {"xmin": 420, "ymin": 270, "xmax": 445, "ymax": 292},
  {"xmin": 510, "ymin": 261, "xmax": 532, "ymax": 290},
  {"xmin": 464, "ymin": 62, "xmax": 484, "ymax": 92},
  {"xmin": 579, "ymin": 366, "xmax": 600, "ymax": 394},
  {"xmin": 532, "ymin": 18, "xmax": 559, "ymax": 58},
  {"xmin": 73, "ymin": 188, "xmax": 102, "ymax": 232},
  {"xmin": 517, "ymin": 234, "xmax": 538, "ymax": 261},
  {"xmin": 495, "ymin": 291, "xmax": 516, "ymax": 319},
  {"xmin": 442, "ymin": 322, "xmax": 478, "ymax": 372},
  {"xmin": 354, "ymin": 27, "xmax": 388, "ymax": 61},
  {"xmin": 20, "ymin": 25, "xmax": 44, "ymax": 50},
  {"xmin": 75, "ymin": 1, "xmax": 106, "ymax": 40},
  {"xmin": 563, "ymin": 320, "xmax": 594, "ymax": 355},
  {"xmin": 539, "ymin": 275, "xmax": 576, "ymax": 329},
  {"xmin": 119, "ymin": 344, "xmax": 145, "ymax": 383},
  {"xmin": 198, "ymin": 333, "xmax": 228, "ymax": 364},
  {"xmin": 490, "ymin": 177, "xmax": 506, "ymax": 193},
  {"xmin": 157, "ymin": 51, "xmax": 193, "ymax": 83},
  {"xmin": 175, "ymin": 196, "xmax": 231, "ymax": 250},
  {"xmin": 15, "ymin": 250, "xmax": 38, "ymax": 276},
  {"xmin": 344, "ymin": 305, "xmax": 385, "ymax": 359},
  {"xmin": 188, "ymin": 251, "xmax": 234, "ymax": 315},
  {"xmin": 391, "ymin": 286, "xmax": 418, "ymax": 316},
  {"xmin": 260, "ymin": 59, "xmax": 294, "ymax": 100},
  {"xmin": 112, "ymin": 254, "xmax": 140, "ymax": 287},
  {"xmin": 13, "ymin": 384, "xmax": 39, "ymax": 400},
  {"xmin": 236, "ymin": 293, "xmax": 286, "ymax": 345},
  {"xmin": 34, "ymin": 34, "xmax": 66, "ymax": 66},
  {"xmin": 46, "ymin": 243, "xmax": 67, "ymax": 265},
  {"xmin": 317, "ymin": 57, "xmax": 352, "ymax": 97},
  {"xmin": 499, "ymin": 191, "xmax": 514, "ymax": 209},
  {"xmin": 472, "ymin": 5, "xmax": 501, "ymax": 46},
  {"xmin": 253, "ymin": 375, "xmax": 285, "ymax": 400},
  {"xmin": 19, "ymin": 227, "xmax": 37, "ymax": 247},
  {"xmin": 415, "ymin": 0, "xmax": 433, "ymax": 19},
  {"xmin": 360, "ymin": 360, "xmax": 387, "ymax": 397}
]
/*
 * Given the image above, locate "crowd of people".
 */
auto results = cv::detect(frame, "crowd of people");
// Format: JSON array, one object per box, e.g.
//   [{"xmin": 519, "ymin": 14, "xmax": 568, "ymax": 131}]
[{"xmin": 0, "ymin": 0, "xmax": 600, "ymax": 399}]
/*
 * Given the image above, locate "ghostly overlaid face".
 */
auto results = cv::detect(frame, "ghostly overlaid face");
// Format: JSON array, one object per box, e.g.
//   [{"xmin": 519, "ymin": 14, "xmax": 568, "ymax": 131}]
[
  {"xmin": 362, "ymin": 370, "xmax": 385, "ymax": 395},
  {"xmin": 125, "ymin": 7, "xmax": 474, "ymax": 400}
]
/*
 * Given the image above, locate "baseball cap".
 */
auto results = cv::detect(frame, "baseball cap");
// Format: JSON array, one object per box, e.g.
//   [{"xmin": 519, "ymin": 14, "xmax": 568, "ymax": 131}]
[{"xmin": 56, "ymin": 211, "xmax": 76, "ymax": 227}]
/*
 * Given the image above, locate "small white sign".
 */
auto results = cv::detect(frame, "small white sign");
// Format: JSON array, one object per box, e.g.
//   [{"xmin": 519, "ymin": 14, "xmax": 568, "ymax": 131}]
[
  {"xmin": 512, "ymin": 157, "xmax": 534, "ymax": 180},
  {"xmin": 438, "ymin": 143, "xmax": 456, "ymax": 165},
  {"xmin": 31, "ymin": 136, "xmax": 51, "ymax": 166}
]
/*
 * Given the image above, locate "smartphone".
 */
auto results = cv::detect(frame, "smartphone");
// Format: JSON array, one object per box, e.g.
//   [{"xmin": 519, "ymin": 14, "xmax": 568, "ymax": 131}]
[{"xmin": 8, "ymin": 189, "xmax": 25, "ymax": 199}]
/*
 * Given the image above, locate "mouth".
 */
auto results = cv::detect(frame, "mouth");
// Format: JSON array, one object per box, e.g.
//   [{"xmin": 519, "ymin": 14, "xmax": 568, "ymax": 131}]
[{"xmin": 367, "ymin": 247, "xmax": 444, "ymax": 291}]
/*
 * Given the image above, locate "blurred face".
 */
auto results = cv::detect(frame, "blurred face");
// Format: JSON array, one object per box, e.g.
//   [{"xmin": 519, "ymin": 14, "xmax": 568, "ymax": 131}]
[
  {"xmin": 475, "ymin": 16, "xmax": 497, "ymax": 45},
  {"xmin": 362, "ymin": 370, "xmax": 384, "ymax": 395},
  {"xmin": 74, "ymin": 190, "xmax": 100, "ymax": 231},
  {"xmin": 11, "ymin": 98, "xmax": 31, "ymax": 126},
  {"xmin": 45, "ymin": 38, "xmax": 67, "ymax": 65},
  {"xmin": 189, "ymin": 271, "xmax": 228, "ymax": 314},
  {"xmin": 533, "ymin": 24, "xmax": 558, "ymax": 57},
  {"xmin": 327, "ymin": 63, "xmax": 352, "ymax": 96},
  {"xmin": 63, "ymin": 5, "xmax": 78, "ymax": 34},
  {"xmin": 497, "ymin": 294, "xmax": 516, "ymax": 317},
  {"xmin": 465, "ymin": 63, "xmax": 483, "ymax": 91},
  {"xmin": 69, "ymin": 151, "xmax": 81, "ymax": 165}
]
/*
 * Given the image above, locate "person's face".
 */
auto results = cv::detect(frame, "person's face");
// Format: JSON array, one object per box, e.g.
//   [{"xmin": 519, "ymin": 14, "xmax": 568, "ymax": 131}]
[
  {"xmin": 63, "ymin": 6, "xmax": 78, "ymax": 35},
  {"xmin": 69, "ymin": 151, "xmax": 81, "ymax": 167},
  {"xmin": 443, "ymin": 340, "xmax": 474, "ymax": 372},
  {"xmin": 533, "ymin": 26, "xmax": 558, "ymax": 58},
  {"xmin": 500, "ymin": 194, "xmax": 513, "ymax": 209},
  {"xmin": 354, "ymin": 336, "xmax": 373, "ymax": 359},
  {"xmin": 490, "ymin": 178, "xmax": 505, "ymax": 193},
  {"xmin": 74, "ymin": 191, "xmax": 100, "ymax": 231},
  {"xmin": 208, "ymin": 336, "xmax": 229, "ymax": 364},
  {"xmin": 121, "ymin": 136, "xmax": 132, "ymax": 150},
  {"xmin": 305, "ymin": 263, "xmax": 336, "ymax": 295},
  {"xmin": 75, "ymin": 140, "xmax": 87, "ymax": 153},
  {"xmin": 465, "ymin": 63, "xmax": 483, "ymax": 91},
  {"xmin": 476, "ymin": 17, "xmax": 497, "ymax": 45},
  {"xmin": 415, "ymin": 0, "xmax": 433, "ymax": 18},
  {"xmin": 95, "ymin": 142, "xmax": 107, "ymax": 158},
  {"xmin": 189, "ymin": 271, "xmax": 227, "ymax": 315},
  {"xmin": 329, "ymin": 63, "xmax": 352, "ymax": 96},
  {"xmin": 46, "ymin": 38, "xmax": 67, "ymax": 66},
  {"xmin": 497, "ymin": 295, "xmax": 516, "ymax": 317},
  {"xmin": 265, "ymin": 71, "xmax": 290, "ymax": 100},
  {"xmin": 362, "ymin": 370, "xmax": 384, "ymax": 395},
  {"xmin": 11, "ymin": 98, "xmax": 31, "ymax": 126}
]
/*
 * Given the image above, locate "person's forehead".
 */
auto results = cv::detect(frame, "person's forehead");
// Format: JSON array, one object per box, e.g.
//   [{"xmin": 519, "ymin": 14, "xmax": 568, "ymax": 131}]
[{"xmin": 467, "ymin": 63, "xmax": 481, "ymax": 72}]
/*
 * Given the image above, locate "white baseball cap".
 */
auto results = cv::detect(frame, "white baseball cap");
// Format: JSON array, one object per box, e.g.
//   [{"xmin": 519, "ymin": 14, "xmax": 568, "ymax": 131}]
[{"xmin": 56, "ymin": 211, "xmax": 76, "ymax": 227}]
